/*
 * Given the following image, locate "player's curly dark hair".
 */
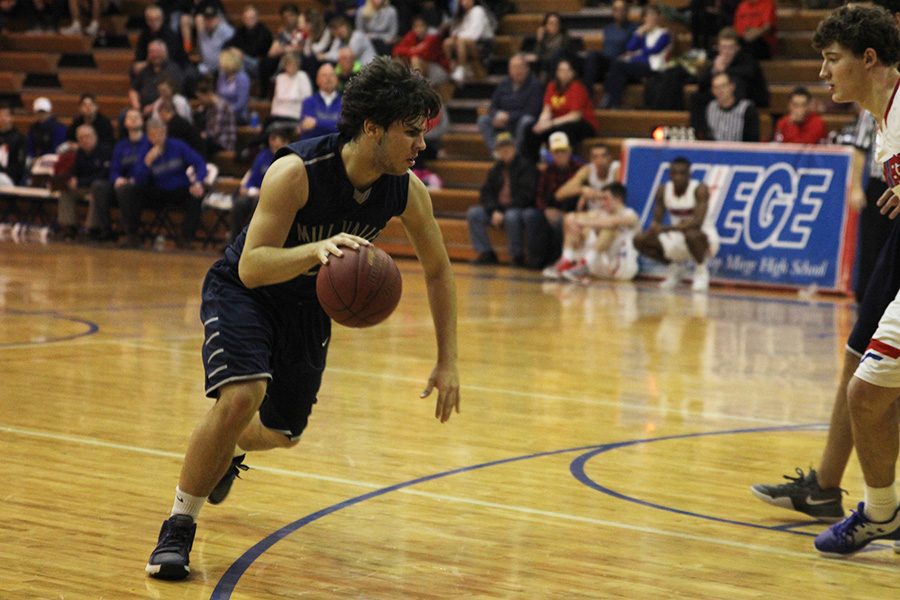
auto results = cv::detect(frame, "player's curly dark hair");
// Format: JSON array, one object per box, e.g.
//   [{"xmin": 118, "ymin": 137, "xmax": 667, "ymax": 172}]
[
  {"xmin": 812, "ymin": 4, "xmax": 900, "ymax": 65},
  {"xmin": 338, "ymin": 56, "xmax": 442, "ymax": 140}
]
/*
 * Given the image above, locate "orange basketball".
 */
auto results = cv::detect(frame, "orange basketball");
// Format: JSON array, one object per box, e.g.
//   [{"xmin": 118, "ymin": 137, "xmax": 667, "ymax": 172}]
[{"xmin": 315, "ymin": 245, "xmax": 402, "ymax": 328}]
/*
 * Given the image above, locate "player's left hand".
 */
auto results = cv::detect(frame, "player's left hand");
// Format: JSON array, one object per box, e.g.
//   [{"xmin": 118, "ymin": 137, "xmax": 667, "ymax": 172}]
[
  {"xmin": 421, "ymin": 363, "xmax": 460, "ymax": 423},
  {"xmin": 877, "ymin": 187, "xmax": 900, "ymax": 219}
]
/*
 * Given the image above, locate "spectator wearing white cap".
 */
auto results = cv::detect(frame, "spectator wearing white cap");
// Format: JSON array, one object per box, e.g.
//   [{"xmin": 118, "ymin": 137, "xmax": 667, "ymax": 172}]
[
  {"xmin": 26, "ymin": 97, "xmax": 67, "ymax": 160},
  {"xmin": 535, "ymin": 130, "xmax": 585, "ymax": 267}
]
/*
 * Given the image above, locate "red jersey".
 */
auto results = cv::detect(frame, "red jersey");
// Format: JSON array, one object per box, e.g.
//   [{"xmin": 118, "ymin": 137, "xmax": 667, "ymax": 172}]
[
  {"xmin": 774, "ymin": 112, "xmax": 828, "ymax": 144},
  {"xmin": 543, "ymin": 80, "xmax": 599, "ymax": 132},
  {"xmin": 733, "ymin": 0, "xmax": 777, "ymax": 57}
]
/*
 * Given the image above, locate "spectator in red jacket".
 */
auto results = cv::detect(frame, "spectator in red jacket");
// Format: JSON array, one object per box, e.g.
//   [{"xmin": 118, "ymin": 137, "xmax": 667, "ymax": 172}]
[
  {"xmin": 774, "ymin": 87, "xmax": 828, "ymax": 145},
  {"xmin": 733, "ymin": 0, "xmax": 776, "ymax": 59},
  {"xmin": 392, "ymin": 14, "xmax": 449, "ymax": 86},
  {"xmin": 523, "ymin": 58, "xmax": 598, "ymax": 162}
]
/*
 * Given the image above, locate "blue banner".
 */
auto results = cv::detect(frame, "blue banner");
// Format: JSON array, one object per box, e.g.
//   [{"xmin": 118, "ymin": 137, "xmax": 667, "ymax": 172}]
[{"xmin": 622, "ymin": 140, "xmax": 857, "ymax": 293}]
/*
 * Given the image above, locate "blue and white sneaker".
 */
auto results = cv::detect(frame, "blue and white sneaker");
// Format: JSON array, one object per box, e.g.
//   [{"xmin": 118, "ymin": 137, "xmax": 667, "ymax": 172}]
[
  {"xmin": 814, "ymin": 502, "xmax": 900, "ymax": 556},
  {"xmin": 146, "ymin": 514, "xmax": 196, "ymax": 579}
]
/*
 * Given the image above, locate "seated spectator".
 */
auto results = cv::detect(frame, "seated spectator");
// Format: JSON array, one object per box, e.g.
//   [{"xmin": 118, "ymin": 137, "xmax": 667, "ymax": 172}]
[
  {"xmin": 523, "ymin": 58, "xmax": 598, "ymax": 162},
  {"xmin": 130, "ymin": 40, "xmax": 184, "ymax": 117},
  {"xmin": 56, "ymin": 124, "xmax": 113, "ymax": 240},
  {"xmin": 355, "ymin": 0, "xmax": 398, "ymax": 55},
  {"xmin": 300, "ymin": 8, "xmax": 332, "ymax": 77},
  {"xmin": 525, "ymin": 12, "xmax": 576, "ymax": 82},
  {"xmin": 0, "ymin": 103, "xmax": 26, "ymax": 186},
  {"xmin": 320, "ymin": 15, "xmax": 376, "ymax": 66},
  {"xmin": 150, "ymin": 76, "xmax": 193, "ymax": 124},
  {"xmin": 583, "ymin": 0, "xmax": 637, "ymax": 92},
  {"xmin": 690, "ymin": 0, "xmax": 738, "ymax": 52},
  {"xmin": 60, "ymin": 0, "xmax": 102, "ymax": 36},
  {"xmin": 28, "ymin": 0, "xmax": 62, "ymax": 32},
  {"xmin": 550, "ymin": 143, "xmax": 621, "ymax": 212},
  {"xmin": 198, "ymin": 3, "xmax": 235, "ymax": 76},
  {"xmin": 599, "ymin": 4, "xmax": 671, "ymax": 108},
  {"xmin": 774, "ymin": 86, "xmax": 828, "ymax": 144},
  {"xmin": 195, "ymin": 78, "xmax": 237, "ymax": 154},
  {"xmin": 224, "ymin": 5, "xmax": 273, "ymax": 79},
  {"xmin": 543, "ymin": 182, "xmax": 640, "ymax": 282},
  {"xmin": 335, "ymin": 46, "xmax": 361, "ymax": 92},
  {"xmin": 217, "ymin": 48, "xmax": 251, "ymax": 123},
  {"xmin": 391, "ymin": 13, "xmax": 450, "ymax": 86},
  {"xmin": 691, "ymin": 27, "xmax": 769, "ymax": 118},
  {"xmin": 229, "ymin": 126, "xmax": 289, "ymax": 242},
  {"xmin": 476, "ymin": 53, "xmax": 543, "ymax": 152},
  {"xmin": 67, "ymin": 93, "xmax": 115, "ymax": 148},
  {"xmin": 466, "ymin": 131, "xmax": 540, "ymax": 267},
  {"xmin": 178, "ymin": 0, "xmax": 225, "ymax": 55},
  {"xmin": 268, "ymin": 51, "xmax": 313, "ymax": 131},
  {"xmin": 110, "ymin": 109, "xmax": 151, "ymax": 240},
  {"xmin": 300, "ymin": 63, "xmax": 342, "ymax": 139},
  {"xmin": 119, "ymin": 117, "xmax": 207, "ymax": 248},
  {"xmin": 259, "ymin": 2, "xmax": 305, "ymax": 97},
  {"xmin": 733, "ymin": 0, "xmax": 776, "ymax": 60},
  {"xmin": 26, "ymin": 97, "xmax": 67, "ymax": 161},
  {"xmin": 158, "ymin": 101, "xmax": 205, "ymax": 156},
  {"xmin": 693, "ymin": 71, "xmax": 760, "ymax": 141},
  {"xmin": 134, "ymin": 4, "xmax": 189, "ymax": 71},
  {"xmin": 444, "ymin": 0, "xmax": 494, "ymax": 86},
  {"xmin": 633, "ymin": 156, "xmax": 719, "ymax": 292},
  {"xmin": 0, "ymin": 0, "xmax": 27, "ymax": 33},
  {"xmin": 535, "ymin": 131, "xmax": 585, "ymax": 267}
]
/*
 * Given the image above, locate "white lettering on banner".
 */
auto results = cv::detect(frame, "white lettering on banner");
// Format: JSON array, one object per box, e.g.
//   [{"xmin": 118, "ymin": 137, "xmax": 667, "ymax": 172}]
[{"xmin": 645, "ymin": 162, "xmax": 831, "ymax": 252}]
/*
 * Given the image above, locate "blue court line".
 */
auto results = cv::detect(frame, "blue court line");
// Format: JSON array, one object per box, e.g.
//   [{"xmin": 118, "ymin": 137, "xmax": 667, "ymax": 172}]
[
  {"xmin": 0, "ymin": 311, "xmax": 99, "ymax": 347},
  {"xmin": 210, "ymin": 423, "xmax": 848, "ymax": 599}
]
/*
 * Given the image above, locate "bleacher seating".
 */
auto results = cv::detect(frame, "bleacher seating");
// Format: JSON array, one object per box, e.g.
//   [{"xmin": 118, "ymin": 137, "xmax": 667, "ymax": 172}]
[{"xmin": 0, "ymin": 1, "xmax": 853, "ymax": 260}]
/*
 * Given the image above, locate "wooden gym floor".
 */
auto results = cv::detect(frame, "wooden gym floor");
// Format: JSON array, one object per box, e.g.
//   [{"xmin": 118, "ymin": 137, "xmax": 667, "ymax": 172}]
[{"xmin": 2, "ymin": 243, "xmax": 897, "ymax": 599}]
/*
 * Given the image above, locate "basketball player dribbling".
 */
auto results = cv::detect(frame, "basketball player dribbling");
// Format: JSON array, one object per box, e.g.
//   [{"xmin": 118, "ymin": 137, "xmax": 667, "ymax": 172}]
[
  {"xmin": 146, "ymin": 57, "xmax": 461, "ymax": 580},
  {"xmin": 759, "ymin": 4, "xmax": 900, "ymax": 556}
]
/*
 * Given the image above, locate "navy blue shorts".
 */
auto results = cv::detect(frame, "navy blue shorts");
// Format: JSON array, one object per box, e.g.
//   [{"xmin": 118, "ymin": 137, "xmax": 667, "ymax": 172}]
[
  {"xmin": 200, "ymin": 267, "xmax": 331, "ymax": 440},
  {"xmin": 848, "ymin": 216, "xmax": 900, "ymax": 355}
]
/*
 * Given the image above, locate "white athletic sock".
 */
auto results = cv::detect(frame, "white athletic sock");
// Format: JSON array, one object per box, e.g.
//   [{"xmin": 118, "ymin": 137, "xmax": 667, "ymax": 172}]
[
  {"xmin": 171, "ymin": 486, "xmax": 207, "ymax": 520},
  {"xmin": 864, "ymin": 484, "xmax": 898, "ymax": 522},
  {"xmin": 562, "ymin": 247, "xmax": 576, "ymax": 261}
]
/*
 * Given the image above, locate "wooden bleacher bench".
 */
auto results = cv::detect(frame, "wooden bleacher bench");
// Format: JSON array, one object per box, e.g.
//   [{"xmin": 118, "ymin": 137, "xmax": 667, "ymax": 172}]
[
  {"xmin": 0, "ymin": 51, "xmax": 60, "ymax": 74},
  {"xmin": 93, "ymin": 50, "xmax": 137, "ymax": 73},
  {"xmin": 59, "ymin": 71, "xmax": 132, "ymax": 96},
  {"xmin": 19, "ymin": 92, "xmax": 130, "ymax": 120},
  {"xmin": 762, "ymin": 59, "xmax": 820, "ymax": 84},
  {"xmin": 441, "ymin": 132, "xmax": 491, "ymax": 161},
  {"xmin": 515, "ymin": 0, "xmax": 584, "ymax": 12},
  {"xmin": 0, "ymin": 32, "xmax": 93, "ymax": 54},
  {"xmin": 776, "ymin": 8, "xmax": 829, "ymax": 31},
  {"xmin": 428, "ymin": 160, "xmax": 492, "ymax": 189},
  {"xmin": 430, "ymin": 188, "xmax": 480, "ymax": 217},
  {"xmin": 499, "ymin": 13, "xmax": 544, "ymax": 36},
  {"xmin": 778, "ymin": 32, "xmax": 818, "ymax": 60}
]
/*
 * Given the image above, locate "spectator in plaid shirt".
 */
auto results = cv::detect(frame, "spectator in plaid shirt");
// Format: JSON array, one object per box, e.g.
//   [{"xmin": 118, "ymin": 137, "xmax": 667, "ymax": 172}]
[{"xmin": 194, "ymin": 78, "xmax": 237, "ymax": 156}]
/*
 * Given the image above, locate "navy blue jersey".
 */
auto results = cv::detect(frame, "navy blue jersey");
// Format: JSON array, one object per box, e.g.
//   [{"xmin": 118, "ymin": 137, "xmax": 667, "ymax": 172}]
[{"xmin": 214, "ymin": 133, "xmax": 410, "ymax": 304}]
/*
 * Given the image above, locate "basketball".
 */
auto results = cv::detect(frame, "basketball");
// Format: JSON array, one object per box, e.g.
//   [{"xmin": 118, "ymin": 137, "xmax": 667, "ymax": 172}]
[{"xmin": 316, "ymin": 244, "xmax": 402, "ymax": 328}]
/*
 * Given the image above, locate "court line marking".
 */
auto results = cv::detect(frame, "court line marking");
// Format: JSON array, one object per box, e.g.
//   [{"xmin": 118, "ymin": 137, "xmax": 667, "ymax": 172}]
[
  {"xmin": 2, "ymin": 336, "xmax": 826, "ymax": 427},
  {"xmin": 3, "ymin": 422, "xmax": 894, "ymax": 595}
]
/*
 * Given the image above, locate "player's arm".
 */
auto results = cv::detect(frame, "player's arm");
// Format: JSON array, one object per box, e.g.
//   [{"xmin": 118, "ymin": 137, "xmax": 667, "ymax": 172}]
[
  {"xmin": 678, "ymin": 183, "xmax": 710, "ymax": 230},
  {"xmin": 554, "ymin": 165, "xmax": 589, "ymax": 201},
  {"xmin": 648, "ymin": 188, "xmax": 668, "ymax": 232},
  {"xmin": 400, "ymin": 172, "xmax": 460, "ymax": 423},
  {"xmin": 574, "ymin": 208, "xmax": 639, "ymax": 229},
  {"xmin": 238, "ymin": 154, "xmax": 369, "ymax": 288}
]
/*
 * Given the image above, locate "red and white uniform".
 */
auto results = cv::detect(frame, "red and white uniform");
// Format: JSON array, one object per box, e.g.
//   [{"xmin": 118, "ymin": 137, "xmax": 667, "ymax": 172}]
[
  {"xmin": 586, "ymin": 206, "xmax": 641, "ymax": 280},
  {"xmin": 657, "ymin": 179, "xmax": 720, "ymax": 263},
  {"xmin": 857, "ymin": 79, "xmax": 900, "ymax": 386}
]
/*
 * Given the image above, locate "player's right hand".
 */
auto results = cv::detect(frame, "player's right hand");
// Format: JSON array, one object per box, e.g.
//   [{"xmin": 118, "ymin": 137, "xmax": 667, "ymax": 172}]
[
  {"xmin": 877, "ymin": 188, "xmax": 900, "ymax": 219},
  {"xmin": 315, "ymin": 233, "xmax": 370, "ymax": 265}
]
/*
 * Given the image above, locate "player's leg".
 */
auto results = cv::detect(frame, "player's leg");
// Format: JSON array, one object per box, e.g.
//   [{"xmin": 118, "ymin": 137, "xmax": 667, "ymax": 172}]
[
  {"xmin": 632, "ymin": 229, "xmax": 666, "ymax": 262},
  {"xmin": 750, "ymin": 349, "xmax": 854, "ymax": 521},
  {"xmin": 815, "ymin": 299, "xmax": 900, "ymax": 555}
]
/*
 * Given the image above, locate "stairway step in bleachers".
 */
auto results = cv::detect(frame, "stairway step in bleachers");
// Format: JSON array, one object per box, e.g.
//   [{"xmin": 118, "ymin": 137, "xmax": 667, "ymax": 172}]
[
  {"xmin": 762, "ymin": 59, "xmax": 820, "ymax": 84},
  {"xmin": 430, "ymin": 188, "xmax": 480, "ymax": 216},
  {"xmin": 778, "ymin": 32, "xmax": 819, "ymax": 59},
  {"xmin": 428, "ymin": 160, "xmax": 492, "ymax": 189},
  {"xmin": 0, "ymin": 73, "xmax": 25, "ymax": 94},
  {"xmin": 93, "ymin": 49, "xmax": 136, "ymax": 73},
  {"xmin": 776, "ymin": 8, "xmax": 829, "ymax": 31},
  {"xmin": 442, "ymin": 133, "xmax": 491, "ymax": 161},
  {"xmin": 377, "ymin": 217, "xmax": 498, "ymax": 262}
]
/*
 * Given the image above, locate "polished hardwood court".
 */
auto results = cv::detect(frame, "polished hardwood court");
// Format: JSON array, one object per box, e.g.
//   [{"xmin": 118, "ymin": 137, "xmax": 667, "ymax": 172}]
[{"xmin": 1, "ymin": 242, "xmax": 896, "ymax": 599}]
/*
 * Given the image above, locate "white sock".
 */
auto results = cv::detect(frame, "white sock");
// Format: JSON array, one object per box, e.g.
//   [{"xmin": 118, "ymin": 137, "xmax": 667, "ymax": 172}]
[
  {"xmin": 864, "ymin": 484, "xmax": 898, "ymax": 522},
  {"xmin": 171, "ymin": 486, "xmax": 206, "ymax": 520},
  {"xmin": 562, "ymin": 247, "xmax": 576, "ymax": 261},
  {"xmin": 234, "ymin": 445, "xmax": 248, "ymax": 458}
]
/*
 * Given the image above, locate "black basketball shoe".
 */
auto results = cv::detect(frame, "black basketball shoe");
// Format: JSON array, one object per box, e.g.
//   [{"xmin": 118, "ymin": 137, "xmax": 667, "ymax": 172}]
[
  {"xmin": 208, "ymin": 454, "xmax": 249, "ymax": 505},
  {"xmin": 750, "ymin": 467, "xmax": 845, "ymax": 522},
  {"xmin": 146, "ymin": 514, "xmax": 196, "ymax": 580}
]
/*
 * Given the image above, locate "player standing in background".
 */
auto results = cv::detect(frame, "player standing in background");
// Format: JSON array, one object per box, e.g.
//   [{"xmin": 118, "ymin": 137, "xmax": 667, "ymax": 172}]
[{"xmin": 145, "ymin": 57, "xmax": 461, "ymax": 580}]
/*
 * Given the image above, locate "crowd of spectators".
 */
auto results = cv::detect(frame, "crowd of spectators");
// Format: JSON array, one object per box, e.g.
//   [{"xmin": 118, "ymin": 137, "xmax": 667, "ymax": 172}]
[{"xmin": 0, "ymin": 0, "xmax": 852, "ymax": 271}]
